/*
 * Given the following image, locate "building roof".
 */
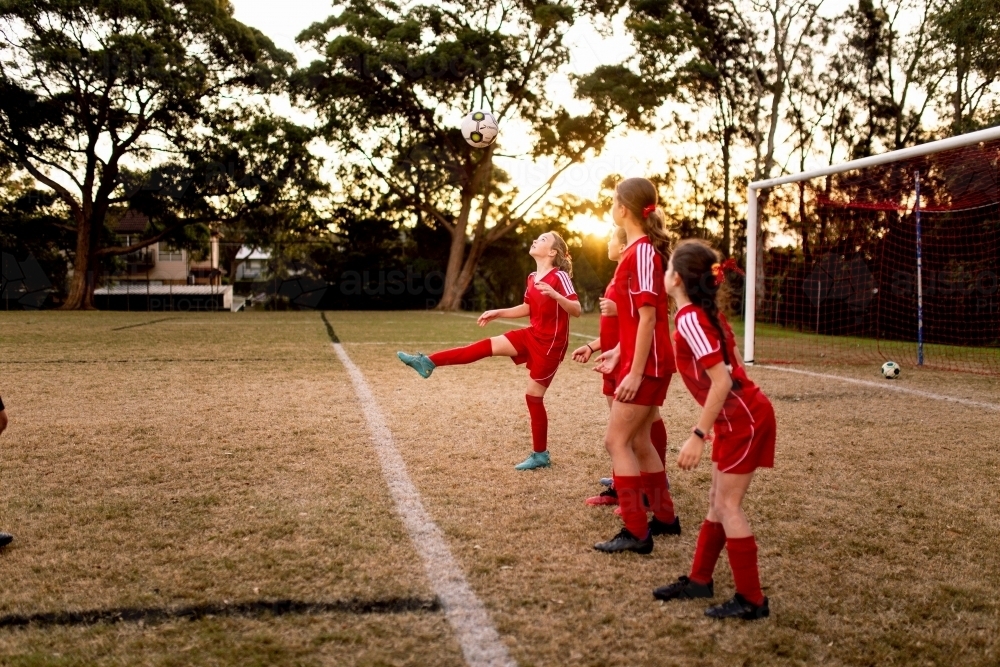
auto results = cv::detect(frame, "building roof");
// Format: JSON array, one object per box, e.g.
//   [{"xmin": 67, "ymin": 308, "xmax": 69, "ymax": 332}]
[
  {"xmin": 114, "ymin": 210, "xmax": 150, "ymax": 234},
  {"xmin": 236, "ymin": 246, "xmax": 271, "ymax": 260}
]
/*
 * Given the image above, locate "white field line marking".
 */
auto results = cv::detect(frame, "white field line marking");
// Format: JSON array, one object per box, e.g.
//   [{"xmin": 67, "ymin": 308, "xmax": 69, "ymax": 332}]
[
  {"xmin": 756, "ymin": 365, "xmax": 1000, "ymax": 412},
  {"xmin": 331, "ymin": 343, "xmax": 517, "ymax": 667},
  {"xmin": 452, "ymin": 313, "xmax": 593, "ymax": 339}
]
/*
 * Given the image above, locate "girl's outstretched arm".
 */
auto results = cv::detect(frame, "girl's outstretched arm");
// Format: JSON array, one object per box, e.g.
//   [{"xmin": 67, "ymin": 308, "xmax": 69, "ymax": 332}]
[
  {"xmin": 677, "ymin": 363, "xmax": 733, "ymax": 470},
  {"xmin": 478, "ymin": 303, "xmax": 530, "ymax": 326}
]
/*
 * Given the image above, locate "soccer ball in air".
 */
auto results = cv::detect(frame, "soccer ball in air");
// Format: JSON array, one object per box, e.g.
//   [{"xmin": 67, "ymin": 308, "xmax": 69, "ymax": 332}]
[
  {"xmin": 461, "ymin": 110, "xmax": 499, "ymax": 148},
  {"xmin": 881, "ymin": 361, "xmax": 901, "ymax": 379}
]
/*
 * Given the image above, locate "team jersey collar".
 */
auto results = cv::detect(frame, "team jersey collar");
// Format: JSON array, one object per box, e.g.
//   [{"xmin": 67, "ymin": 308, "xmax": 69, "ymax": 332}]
[{"xmin": 624, "ymin": 235, "xmax": 649, "ymax": 251}]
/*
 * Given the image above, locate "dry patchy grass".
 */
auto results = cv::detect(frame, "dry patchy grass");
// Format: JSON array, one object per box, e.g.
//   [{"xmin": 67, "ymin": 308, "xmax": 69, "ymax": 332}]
[{"xmin": 1, "ymin": 310, "xmax": 999, "ymax": 666}]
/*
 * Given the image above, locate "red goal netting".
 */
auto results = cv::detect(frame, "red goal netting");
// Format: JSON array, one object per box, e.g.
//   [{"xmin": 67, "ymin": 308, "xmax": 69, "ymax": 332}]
[{"xmin": 750, "ymin": 135, "xmax": 1000, "ymax": 374}]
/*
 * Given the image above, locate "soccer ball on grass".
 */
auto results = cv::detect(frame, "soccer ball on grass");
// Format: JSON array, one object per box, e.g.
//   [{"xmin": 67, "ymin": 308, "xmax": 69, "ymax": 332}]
[{"xmin": 881, "ymin": 361, "xmax": 900, "ymax": 379}]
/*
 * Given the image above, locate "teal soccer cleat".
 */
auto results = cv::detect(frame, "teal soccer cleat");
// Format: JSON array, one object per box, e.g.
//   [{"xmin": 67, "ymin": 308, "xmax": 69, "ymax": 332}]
[
  {"xmin": 514, "ymin": 451, "xmax": 551, "ymax": 471},
  {"xmin": 397, "ymin": 351, "xmax": 435, "ymax": 378}
]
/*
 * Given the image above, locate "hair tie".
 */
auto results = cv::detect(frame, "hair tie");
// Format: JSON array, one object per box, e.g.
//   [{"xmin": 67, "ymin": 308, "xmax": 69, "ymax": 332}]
[
  {"xmin": 711, "ymin": 258, "xmax": 744, "ymax": 286},
  {"xmin": 641, "ymin": 204, "xmax": 656, "ymax": 218}
]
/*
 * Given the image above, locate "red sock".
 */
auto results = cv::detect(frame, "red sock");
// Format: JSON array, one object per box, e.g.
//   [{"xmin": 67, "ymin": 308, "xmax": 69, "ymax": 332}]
[
  {"xmin": 639, "ymin": 470, "xmax": 675, "ymax": 523},
  {"xmin": 615, "ymin": 475, "xmax": 648, "ymax": 539},
  {"xmin": 525, "ymin": 395, "xmax": 547, "ymax": 453},
  {"xmin": 726, "ymin": 536, "xmax": 765, "ymax": 606},
  {"xmin": 688, "ymin": 520, "xmax": 726, "ymax": 585},
  {"xmin": 428, "ymin": 339, "xmax": 492, "ymax": 367},
  {"xmin": 651, "ymin": 419, "xmax": 667, "ymax": 467}
]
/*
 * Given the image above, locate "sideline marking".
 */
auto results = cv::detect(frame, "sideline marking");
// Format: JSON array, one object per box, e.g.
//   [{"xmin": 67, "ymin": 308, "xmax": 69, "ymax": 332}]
[
  {"xmin": 756, "ymin": 365, "xmax": 1000, "ymax": 412},
  {"xmin": 324, "ymin": 315, "xmax": 516, "ymax": 667},
  {"xmin": 452, "ymin": 312, "xmax": 592, "ymax": 339},
  {"xmin": 110, "ymin": 317, "xmax": 176, "ymax": 331}
]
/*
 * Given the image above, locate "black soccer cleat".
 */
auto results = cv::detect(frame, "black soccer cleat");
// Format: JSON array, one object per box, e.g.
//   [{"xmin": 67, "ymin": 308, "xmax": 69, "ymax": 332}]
[
  {"xmin": 648, "ymin": 516, "xmax": 681, "ymax": 537},
  {"xmin": 0, "ymin": 532, "xmax": 12, "ymax": 548},
  {"xmin": 594, "ymin": 527, "xmax": 653, "ymax": 554},
  {"xmin": 705, "ymin": 593, "xmax": 769, "ymax": 620},
  {"xmin": 652, "ymin": 575, "xmax": 714, "ymax": 601}
]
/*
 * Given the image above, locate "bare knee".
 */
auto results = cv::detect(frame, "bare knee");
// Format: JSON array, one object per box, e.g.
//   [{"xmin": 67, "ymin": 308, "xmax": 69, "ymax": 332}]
[{"xmin": 0, "ymin": 410, "xmax": 7, "ymax": 435}]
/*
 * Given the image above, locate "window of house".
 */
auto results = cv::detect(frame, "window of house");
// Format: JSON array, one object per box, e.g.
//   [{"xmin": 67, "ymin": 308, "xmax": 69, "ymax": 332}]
[{"xmin": 158, "ymin": 242, "xmax": 183, "ymax": 262}]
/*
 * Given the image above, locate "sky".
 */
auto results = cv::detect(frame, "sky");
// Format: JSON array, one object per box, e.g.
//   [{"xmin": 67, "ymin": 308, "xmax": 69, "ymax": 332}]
[{"xmin": 230, "ymin": 0, "xmax": 662, "ymax": 237}]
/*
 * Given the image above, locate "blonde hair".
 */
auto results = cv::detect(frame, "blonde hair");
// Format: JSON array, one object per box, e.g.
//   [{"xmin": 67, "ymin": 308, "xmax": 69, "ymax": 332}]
[
  {"xmin": 613, "ymin": 225, "xmax": 628, "ymax": 246},
  {"xmin": 549, "ymin": 231, "xmax": 573, "ymax": 277},
  {"xmin": 615, "ymin": 177, "xmax": 671, "ymax": 260}
]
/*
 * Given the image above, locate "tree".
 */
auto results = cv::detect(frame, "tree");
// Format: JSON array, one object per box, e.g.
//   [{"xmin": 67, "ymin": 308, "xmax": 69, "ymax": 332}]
[
  {"xmin": 295, "ymin": 0, "xmax": 658, "ymax": 310},
  {"xmin": 0, "ymin": 0, "xmax": 301, "ymax": 308},
  {"xmin": 627, "ymin": 0, "xmax": 757, "ymax": 257}
]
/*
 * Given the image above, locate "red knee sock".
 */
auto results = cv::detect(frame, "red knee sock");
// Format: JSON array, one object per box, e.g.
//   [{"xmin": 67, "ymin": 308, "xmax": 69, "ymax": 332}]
[
  {"xmin": 525, "ymin": 395, "xmax": 547, "ymax": 453},
  {"xmin": 651, "ymin": 418, "xmax": 667, "ymax": 467},
  {"xmin": 688, "ymin": 520, "xmax": 727, "ymax": 585},
  {"xmin": 428, "ymin": 339, "xmax": 492, "ymax": 367},
  {"xmin": 615, "ymin": 475, "xmax": 648, "ymax": 539},
  {"xmin": 726, "ymin": 535, "xmax": 765, "ymax": 606},
  {"xmin": 639, "ymin": 470, "xmax": 675, "ymax": 523}
]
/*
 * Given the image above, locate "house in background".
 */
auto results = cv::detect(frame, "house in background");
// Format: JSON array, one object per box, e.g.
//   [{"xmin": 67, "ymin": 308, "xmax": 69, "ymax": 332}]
[
  {"xmin": 113, "ymin": 211, "xmax": 223, "ymax": 286},
  {"xmin": 235, "ymin": 246, "xmax": 270, "ymax": 281}
]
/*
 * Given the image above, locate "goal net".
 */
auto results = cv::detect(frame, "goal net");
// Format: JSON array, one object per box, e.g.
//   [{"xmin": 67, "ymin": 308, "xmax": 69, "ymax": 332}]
[{"xmin": 744, "ymin": 127, "xmax": 1000, "ymax": 375}]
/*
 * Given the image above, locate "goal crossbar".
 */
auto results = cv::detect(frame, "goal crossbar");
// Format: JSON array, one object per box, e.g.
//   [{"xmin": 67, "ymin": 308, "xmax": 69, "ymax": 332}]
[{"xmin": 743, "ymin": 124, "xmax": 1000, "ymax": 364}]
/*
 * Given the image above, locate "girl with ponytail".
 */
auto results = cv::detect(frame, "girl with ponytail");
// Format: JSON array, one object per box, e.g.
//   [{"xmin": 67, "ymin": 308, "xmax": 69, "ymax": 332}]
[
  {"xmin": 397, "ymin": 231, "xmax": 581, "ymax": 470},
  {"xmin": 589, "ymin": 177, "xmax": 679, "ymax": 554},
  {"xmin": 653, "ymin": 239, "xmax": 776, "ymax": 621}
]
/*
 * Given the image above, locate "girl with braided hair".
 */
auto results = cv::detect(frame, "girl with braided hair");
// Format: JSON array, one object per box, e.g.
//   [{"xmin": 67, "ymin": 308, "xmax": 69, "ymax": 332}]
[{"xmin": 652, "ymin": 239, "xmax": 776, "ymax": 620}]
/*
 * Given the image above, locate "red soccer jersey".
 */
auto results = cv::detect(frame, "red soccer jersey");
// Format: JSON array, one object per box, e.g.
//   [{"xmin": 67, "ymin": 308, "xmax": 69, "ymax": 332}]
[
  {"xmin": 599, "ymin": 280, "xmax": 619, "ymax": 355},
  {"xmin": 674, "ymin": 303, "xmax": 763, "ymax": 420},
  {"xmin": 523, "ymin": 269, "xmax": 579, "ymax": 356},
  {"xmin": 613, "ymin": 237, "xmax": 675, "ymax": 379}
]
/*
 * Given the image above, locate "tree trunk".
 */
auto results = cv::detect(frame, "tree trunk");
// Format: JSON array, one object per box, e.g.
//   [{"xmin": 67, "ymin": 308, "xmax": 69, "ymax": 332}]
[
  {"xmin": 721, "ymin": 130, "xmax": 732, "ymax": 257},
  {"xmin": 62, "ymin": 215, "xmax": 96, "ymax": 310},
  {"xmin": 799, "ymin": 178, "xmax": 811, "ymax": 265}
]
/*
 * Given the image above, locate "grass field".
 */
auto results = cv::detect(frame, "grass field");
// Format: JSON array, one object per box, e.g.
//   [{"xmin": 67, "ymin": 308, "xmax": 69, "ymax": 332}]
[{"xmin": 1, "ymin": 310, "xmax": 999, "ymax": 666}]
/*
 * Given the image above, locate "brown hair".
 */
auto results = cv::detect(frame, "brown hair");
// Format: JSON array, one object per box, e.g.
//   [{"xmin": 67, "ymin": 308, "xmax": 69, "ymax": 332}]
[
  {"xmin": 549, "ymin": 231, "xmax": 573, "ymax": 277},
  {"xmin": 615, "ymin": 177, "xmax": 671, "ymax": 260},
  {"xmin": 671, "ymin": 239, "xmax": 739, "ymax": 385}
]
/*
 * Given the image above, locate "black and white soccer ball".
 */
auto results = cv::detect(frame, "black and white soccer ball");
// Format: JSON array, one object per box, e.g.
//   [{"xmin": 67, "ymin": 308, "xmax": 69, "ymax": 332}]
[
  {"xmin": 461, "ymin": 110, "xmax": 498, "ymax": 148},
  {"xmin": 881, "ymin": 361, "xmax": 901, "ymax": 379}
]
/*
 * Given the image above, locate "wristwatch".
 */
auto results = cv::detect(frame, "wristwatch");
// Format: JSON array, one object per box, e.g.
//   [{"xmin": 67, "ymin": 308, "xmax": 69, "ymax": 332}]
[{"xmin": 692, "ymin": 427, "xmax": 706, "ymax": 439}]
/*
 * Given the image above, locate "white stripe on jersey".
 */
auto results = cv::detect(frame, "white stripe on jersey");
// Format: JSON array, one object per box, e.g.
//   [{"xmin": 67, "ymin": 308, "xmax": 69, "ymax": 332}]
[
  {"xmin": 637, "ymin": 243, "xmax": 654, "ymax": 293},
  {"xmin": 678, "ymin": 312, "xmax": 719, "ymax": 359},
  {"xmin": 556, "ymin": 271, "xmax": 576, "ymax": 296}
]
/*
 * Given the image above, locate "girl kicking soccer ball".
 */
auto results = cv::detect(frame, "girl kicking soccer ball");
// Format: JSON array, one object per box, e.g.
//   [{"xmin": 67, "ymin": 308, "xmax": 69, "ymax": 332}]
[
  {"xmin": 652, "ymin": 239, "xmax": 776, "ymax": 620},
  {"xmin": 397, "ymin": 231, "xmax": 581, "ymax": 470},
  {"xmin": 590, "ymin": 177, "xmax": 678, "ymax": 554}
]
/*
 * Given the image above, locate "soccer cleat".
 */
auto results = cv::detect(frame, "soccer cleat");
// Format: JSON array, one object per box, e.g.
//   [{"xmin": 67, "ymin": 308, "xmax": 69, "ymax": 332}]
[
  {"xmin": 594, "ymin": 527, "xmax": 653, "ymax": 554},
  {"xmin": 705, "ymin": 594, "xmax": 770, "ymax": 620},
  {"xmin": 396, "ymin": 351, "xmax": 435, "ymax": 378},
  {"xmin": 599, "ymin": 476, "xmax": 613, "ymax": 487},
  {"xmin": 652, "ymin": 575, "xmax": 714, "ymax": 601},
  {"xmin": 514, "ymin": 451, "xmax": 550, "ymax": 470},
  {"xmin": 649, "ymin": 515, "xmax": 681, "ymax": 536},
  {"xmin": 0, "ymin": 532, "xmax": 12, "ymax": 548},
  {"xmin": 586, "ymin": 487, "xmax": 618, "ymax": 506}
]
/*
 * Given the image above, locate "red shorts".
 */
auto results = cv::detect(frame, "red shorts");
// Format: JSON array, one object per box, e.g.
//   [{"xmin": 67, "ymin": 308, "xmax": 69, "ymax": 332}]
[
  {"xmin": 614, "ymin": 373, "xmax": 670, "ymax": 407},
  {"xmin": 602, "ymin": 373, "xmax": 618, "ymax": 397},
  {"xmin": 503, "ymin": 328, "xmax": 565, "ymax": 388},
  {"xmin": 712, "ymin": 395, "xmax": 776, "ymax": 474}
]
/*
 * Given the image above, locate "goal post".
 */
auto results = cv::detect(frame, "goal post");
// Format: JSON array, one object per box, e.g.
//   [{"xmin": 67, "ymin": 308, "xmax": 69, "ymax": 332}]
[{"xmin": 744, "ymin": 125, "xmax": 1000, "ymax": 371}]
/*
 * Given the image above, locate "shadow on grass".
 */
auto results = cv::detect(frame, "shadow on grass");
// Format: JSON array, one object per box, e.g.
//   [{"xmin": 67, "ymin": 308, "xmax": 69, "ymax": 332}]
[{"xmin": 0, "ymin": 597, "xmax": 442, "ymax": 630}]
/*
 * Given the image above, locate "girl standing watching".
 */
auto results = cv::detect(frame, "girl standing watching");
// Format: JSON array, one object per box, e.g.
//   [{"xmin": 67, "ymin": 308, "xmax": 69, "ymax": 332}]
[
  {"xmin": 653, "ymin": 239, "xmax": 775, "ymax": 620},
  {"xmin": 591, "ymin": 178, "xmax": 678, "ymax": 554},
  {"xmin": 397, "ymin": 232, "xmax": 581, "ymax": 470}
]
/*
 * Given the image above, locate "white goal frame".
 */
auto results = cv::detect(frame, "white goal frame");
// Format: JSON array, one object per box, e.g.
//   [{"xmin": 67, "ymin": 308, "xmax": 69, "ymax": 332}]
[{"xmin": 744, "ymin": 124, "xmax": 1000, "ymax": 364}]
